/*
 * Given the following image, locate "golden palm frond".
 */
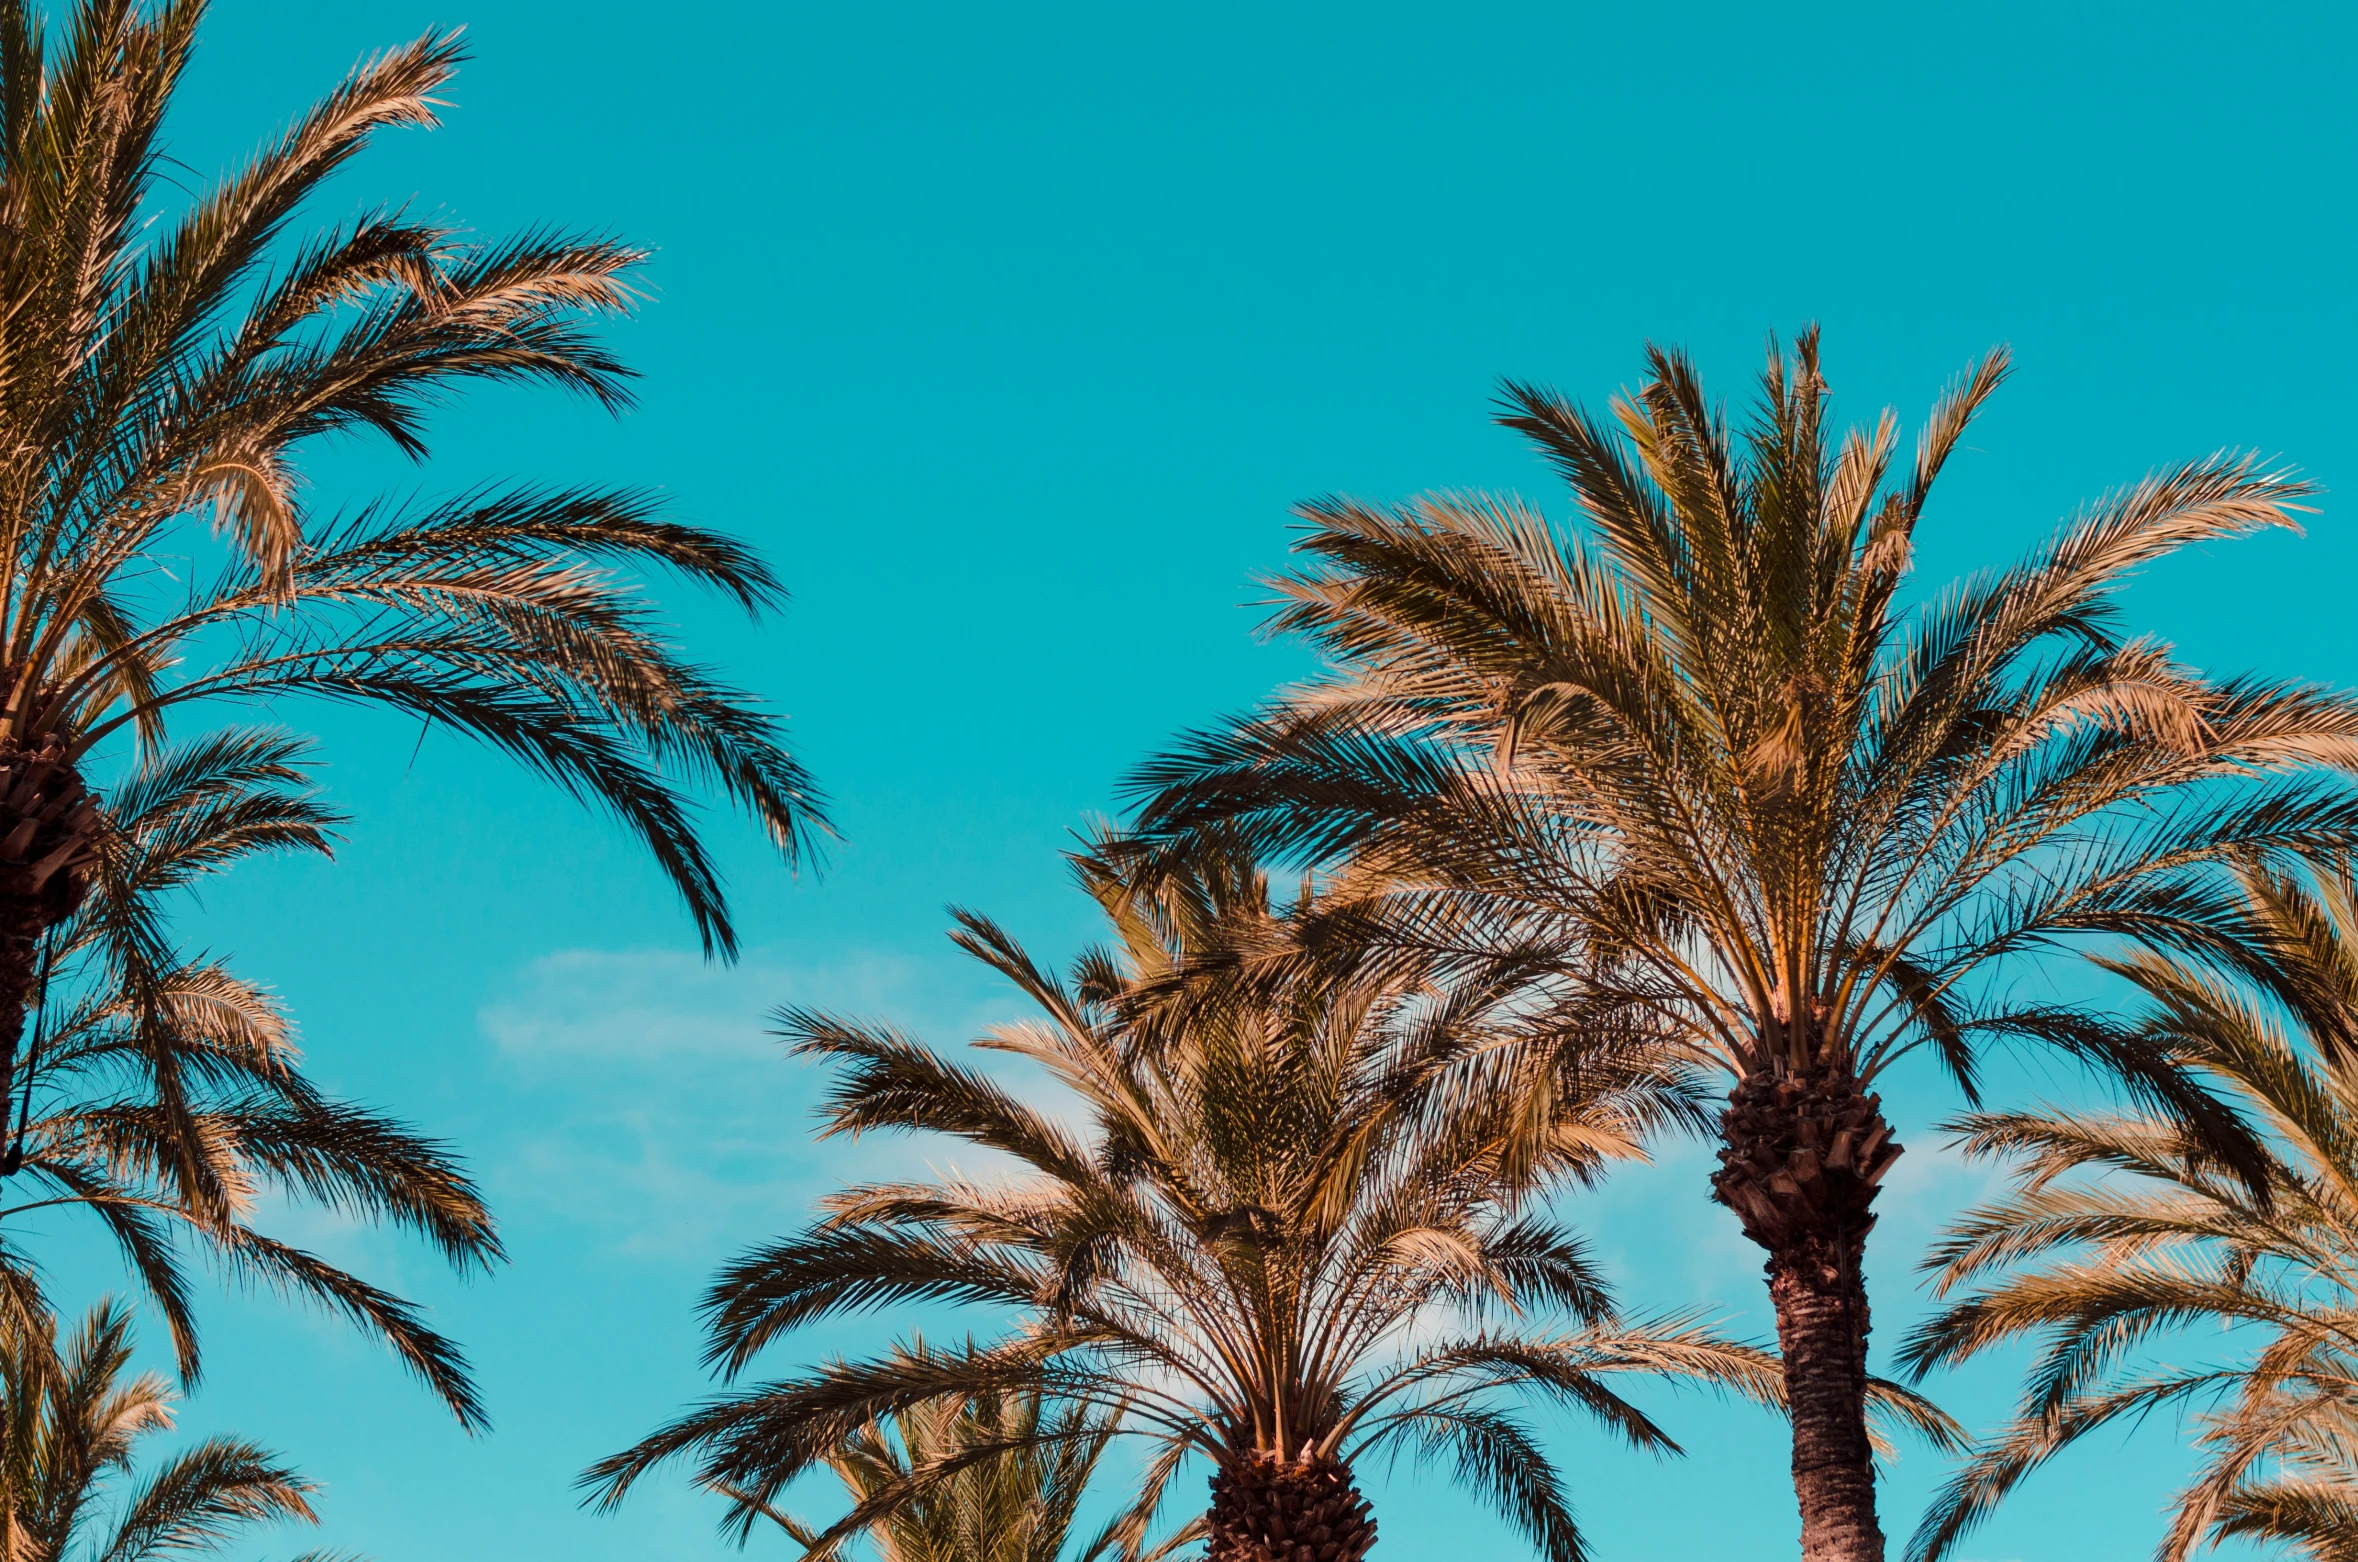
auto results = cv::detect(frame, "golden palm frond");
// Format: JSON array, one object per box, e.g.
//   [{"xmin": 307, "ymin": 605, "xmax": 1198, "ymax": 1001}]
[
  {"xmin": 0, "ymin": 5, "xmax": 829, "ymax": 1133},
  {"xmin": 0, "ymin": 0, "xmax": 821, "ymax": 1430},
  {"xmin": 1903, "ymin": 859, "xmax": 2358, "ymax": 1560},
  {"xmin": 0, "ymin": 1298, "xmax": 331, "ymax": 1562},
  {"xmin": 0, "ymin": 729, "xmax": 497, "ymax": 1426},
  {"xmin": 719, "ymin": 1386, "xmax": 1200, "ymax": 1562}
]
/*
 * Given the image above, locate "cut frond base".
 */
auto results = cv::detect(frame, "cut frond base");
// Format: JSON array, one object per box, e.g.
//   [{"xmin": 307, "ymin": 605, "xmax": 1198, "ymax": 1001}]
[
  {"xmin": 1207, "ymin": 1450, "xmax": 1375, "ymax": 1562},
  {"xmin": 1716, "ymin": 1067, "xmax": 1898, "ymax": 1562}
]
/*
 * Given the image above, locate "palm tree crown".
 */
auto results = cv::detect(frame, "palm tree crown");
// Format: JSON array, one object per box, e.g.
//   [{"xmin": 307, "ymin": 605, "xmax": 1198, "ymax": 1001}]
[
  {"xmin": 0, "ymin": 727, "xmax": 499, "ymax": 1425},
  {"xmin": 587, "ymin": 841, "xmax": 1835, "ymax": 1562},
  {"xmin": 734, "ymin": 1389, "xmax": 1197, "ymax": 1562},
  {"xmin": 1904, "ymin": 860, "xmax": 2358, "ymax": 1562},
  {"xmin": 0, "ymin": 1299, "xmax": 335, "ymax": 1562},
  {"xmin": 0, "ymin": 0, "xmax": 828, "ymax": 1169},
  {"xmin": 1127, "ymin": 330, "xmax": 2358, "ymax": 1559}
]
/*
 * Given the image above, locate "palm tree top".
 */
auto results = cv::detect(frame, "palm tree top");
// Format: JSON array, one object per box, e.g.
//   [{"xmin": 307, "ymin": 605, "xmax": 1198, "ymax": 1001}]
[
  {"xmin": 730, "ymin": 1387, "xmax": 1198, "ymax": 1562},
  {"xmin": 1115, "ymin": 331, "xmax": 2358, "ymax": 1561},
  {"xmin": 0, "ymin": 0, "xmax": 829, "ymax": 957},
  {"xmin": 1129, "ymin": 329, "xmax": 2357, "ymax": 1106},
  {"xmin": 0, "ymin": 727, "xmax": 504, "ymax": 1427}
]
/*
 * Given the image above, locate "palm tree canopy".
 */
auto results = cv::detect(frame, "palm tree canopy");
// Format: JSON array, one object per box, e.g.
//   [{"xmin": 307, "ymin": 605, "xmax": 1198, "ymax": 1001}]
[
  {"xmin": 0, "ymin": 1298, "xmax": 337, "ymax": 1562},
  {"xmin": 0, "ymin": 0, "xmax": 825, "ymax": 956},
  {"xmin": 1128, "ymin": 329, "xmax": 2358, "ymax": 1127},
  {"xmin": 730, "ymin": 1388, "xmax": 1199, "ymax": 1562},
  {"xmin": 1902, "ymin": 859, "xmax": 2358, "ymax": 1562},
  {"xmin": 0, "ymin": 727, "xmax": 499, "ymax": 1426},
  {"xmin": 1117, "ymin": 330, "xmax": 2358, "ymax": 1561},
  {"xmin": 588, "ymin": 839, "xmax": 1953, "ymax": 1562}
]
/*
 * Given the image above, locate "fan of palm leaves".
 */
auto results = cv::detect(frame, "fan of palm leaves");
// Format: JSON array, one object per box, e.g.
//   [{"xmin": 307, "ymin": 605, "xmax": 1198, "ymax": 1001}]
[
  {"xmin": 1901, "ymin": 858, "xmax": 2358, "ymax": 1561},
  {"xmin": 587, "ymin": 836, "xmax": 1958, "ymax": 1562},
  {"xmin": 719, "ymin": 1387, "xmax": 1200, "ymax": 1562},
  {"xmin": 0, "ymin": 726, "xmax": 498, "ymax": 1426},
  {"xmin": 0, "ymin": 0, "xmax": 828, "ymax": 1166},
  {"xmin": 0, "ymin": 1297, "xmax": 348, "ymax": 1562}
]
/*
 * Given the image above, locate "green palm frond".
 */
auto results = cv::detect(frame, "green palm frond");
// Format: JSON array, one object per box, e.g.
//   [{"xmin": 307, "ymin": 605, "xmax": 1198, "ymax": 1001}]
[{"xmin": 719, "ymin": 1387, "xmax": 1152, "ymax": 1562}]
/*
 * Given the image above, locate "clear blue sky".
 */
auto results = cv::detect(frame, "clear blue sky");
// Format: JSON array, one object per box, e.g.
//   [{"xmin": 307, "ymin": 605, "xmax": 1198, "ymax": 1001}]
[{"xmin": 57, "ymin": 1, "xmax": 2357, "ymax": 1558}]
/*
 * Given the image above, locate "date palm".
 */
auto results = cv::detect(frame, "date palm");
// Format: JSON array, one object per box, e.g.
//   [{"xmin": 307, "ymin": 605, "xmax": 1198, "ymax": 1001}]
[
  {"xmin": 1902, "ymin": 860, "xmax": 2358, "ymax": 1561},
  {"xmin": 0, "ymin": 0, "xmax": 826, "ymax": 1148},
  {"xmin": 724, "ymin": 1389, "xmax": 1200, "ymax": 1562},
  {"xmin": 586, "ymin": 842, "xmax": 1896, "ymax": 1562},
  {"xmin": 0, "ymin": 726, "xmax": 499, "ymax": 1426},
  {"xmin": 0, "ymin": 1297, "xmax": 341, "ymax": 1562},
  {"xmin": 1126, "ymin": 331, "xmax": 2358, "ymax": 1559}
]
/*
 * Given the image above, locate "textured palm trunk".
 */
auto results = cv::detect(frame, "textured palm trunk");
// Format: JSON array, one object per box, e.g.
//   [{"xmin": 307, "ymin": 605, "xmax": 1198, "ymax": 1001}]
[
  {"xmin": 1712, "ymin": 1066, "xmax": 1901, "ymax": 1562},
  {"xmin": 1206, "ymin": 1449, "xmax": 1375, "ymax": 1562},
  {"xmin": 0, "ymin": 736, "xmax": 99, "ymax": 1123}
]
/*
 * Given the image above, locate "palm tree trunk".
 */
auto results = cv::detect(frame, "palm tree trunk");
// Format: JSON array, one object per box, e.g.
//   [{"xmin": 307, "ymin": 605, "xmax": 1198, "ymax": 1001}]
[
  {"xmin": 1713, "ymin": 1066, "xmax": 1902, "ymax": 1562},
  {"xmin": 1206, "ymin": 1449, "xmax": 1375, "ymax": 1562},
  {"xmin": 0, "ymin": 737, "xmax": 98, "ymax": 1115}
]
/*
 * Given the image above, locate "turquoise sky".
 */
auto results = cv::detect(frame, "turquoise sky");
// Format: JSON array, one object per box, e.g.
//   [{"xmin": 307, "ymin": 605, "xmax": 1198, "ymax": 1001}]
[{"xmin": 58, "ymin": 2, "xmax": 2358, "ymax": 1559}]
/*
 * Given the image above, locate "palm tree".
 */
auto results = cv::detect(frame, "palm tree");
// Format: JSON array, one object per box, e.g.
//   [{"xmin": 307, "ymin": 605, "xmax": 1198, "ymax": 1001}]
[
  {"xmin": 723, "ymin": 1388, "xmax": 1201, "ymax": 1562},
  {"xmin": 0, "ymin": 726, "xmax": 500, "ymax": 1426},
  {"xmin": 0, "ymin": 1297, "xmax": 339, "ymax": 1562},
  {"xmin": 0, "ymin": 0, "xmax": 826, "ymax": 1144},
  {"xmin": 584, "ymin": 842, "xmax": 1917, "ymax": 1562},
  {"xmin": 1124, "ymin": 331, "xmax": 2358, "ymax": 1559},
  {"xmin": 1900, "ymin": 860, "xmax": 2358, "ymax": 1562}
]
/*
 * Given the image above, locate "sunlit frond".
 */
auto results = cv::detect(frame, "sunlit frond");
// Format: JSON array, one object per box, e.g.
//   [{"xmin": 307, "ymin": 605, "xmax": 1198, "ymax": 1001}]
[
  {"xmin": 1905, "ymin": 861, "xmax": 2358, "ymax": 1560},
  {"xmin": 0, "ymin": 1298, "xmax": 326, "ymax": 1562}
]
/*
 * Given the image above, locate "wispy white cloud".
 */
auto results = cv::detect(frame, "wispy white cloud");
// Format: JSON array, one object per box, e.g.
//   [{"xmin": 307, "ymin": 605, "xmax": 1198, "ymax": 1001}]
[
  {"xmin": 1874, "ymin": 1134, "xmax": 2007, "ymax": 1257},
  {"xmin": 1575, "ymin": 1137, "xmax": 1760, "ymax": 1323},
  {"xmin": 476, "ymin": 942, "xmax": 1022, "ymax": 1258},
  {"xmin": 482, "ymin": 946, "xmax": 932, "ymax": 1066},
  {"xmin": 1572, "ymin": 1130, "xmax": 2005, "ymax": 1346}
]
